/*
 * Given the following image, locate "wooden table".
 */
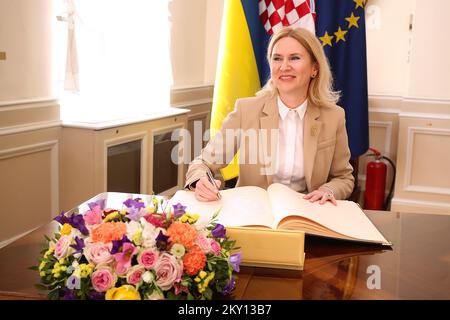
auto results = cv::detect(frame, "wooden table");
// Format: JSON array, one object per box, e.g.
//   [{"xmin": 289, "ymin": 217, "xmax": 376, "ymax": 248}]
[{"xmin": 0, "ymin": 210, "xmax": 449, "ymax": 300}]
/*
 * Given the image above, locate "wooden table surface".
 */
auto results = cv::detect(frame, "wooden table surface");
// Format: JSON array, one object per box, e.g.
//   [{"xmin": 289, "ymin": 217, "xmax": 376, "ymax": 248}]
[{"xmin": 0, "ymin": 210, "xmax": 449, "ymax": 300}]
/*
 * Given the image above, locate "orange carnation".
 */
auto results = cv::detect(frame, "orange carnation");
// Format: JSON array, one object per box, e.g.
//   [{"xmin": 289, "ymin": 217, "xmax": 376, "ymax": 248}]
[
  {"xmin": 183, "ymin": 245, "xmax": 206, "ymax": 276},
  {"xmin": 166, "ymin": 221, "xmax": 197, "ymax": 248},
  {"xmin": 91, "ymin": 222, "xmax": 127, "ymax": 243}
]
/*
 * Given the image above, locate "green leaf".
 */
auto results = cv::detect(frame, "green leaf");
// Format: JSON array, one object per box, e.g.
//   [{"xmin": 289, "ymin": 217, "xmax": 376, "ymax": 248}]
[
  {"xmin": 166, "ymin": 291, "xmax": 182, "ymax": 300},
  {"xmin": 48, "ymin": 289, "xmax": 60, "ymax": 300}
]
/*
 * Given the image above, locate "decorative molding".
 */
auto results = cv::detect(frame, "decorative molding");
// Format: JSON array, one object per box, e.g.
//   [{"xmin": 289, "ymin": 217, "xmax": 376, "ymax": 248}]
[
  {"xmin": 172, "ymin": 98, "xmax": 213, "ymax": 109},
  {"xmin": 369, "ymin": 107, "xmax": 401, "ymax": 114},
  {"xmin": 391, "ymin": 197, "xmax": 450, "ymax": 210},
  {"xmin": 0, "ymin": 140, "xmax": 59, "ymax": 217},
  {"xmin": 368, "ymin": 94, "xmax": 450, "ymax": 105},
  {"xmin": 171, "ymin": 84, "xmax": 214, "ymax": 92},
  {"xmin": 0, "ymin": 120, "xmax": 62, "ymax": 136},
  {"xmin": 399, "ymin": 111, "xmax": 450, "ymax": 120},
  {"xmin": 368, "ymin": 120, "xmax": 393, "ymax": 157},
  {"xmin": 404, "ymin": 126, "xmax": 450, "ymax": 196},
  {"xmin": 0, "ymin": 97, "xmax": 57, "ymax": 108},
  {"xmin": 405, "ymin": 185, "xmax": 450, "ymax": 195},
  {"xmin": 402, "ymin": 97, "xmax": 450, "ymax": 105},
  {"xmin": 103, "ymin": 132, "xmax": 149, "ymax": 194},
  {"xmin": 368, "ymin": 94, "xmax": 403, "ymax": 100}
]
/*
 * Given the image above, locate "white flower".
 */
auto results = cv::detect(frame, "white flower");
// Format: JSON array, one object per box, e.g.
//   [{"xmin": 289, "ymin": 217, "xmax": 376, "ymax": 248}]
[
  {"xmin": 140, "ymin": 220, "xmax": 164, "ymax": 248},
  {"xmin": 142, "ymin": 271, "xmax": 154, "ymax": 284},
  {"xmin": 126, "ymin": 220, "xmax": 143, "ymax": 244},
  {"xmin": 170, "ymin": 243, "xmax": 186, "ymax": 258}
]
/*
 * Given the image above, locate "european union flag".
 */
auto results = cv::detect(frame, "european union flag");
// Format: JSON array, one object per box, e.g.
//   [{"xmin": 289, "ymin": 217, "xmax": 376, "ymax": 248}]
[{"xmin": 315, "ymin": 0, "xmax": 369, "ymax": 158}]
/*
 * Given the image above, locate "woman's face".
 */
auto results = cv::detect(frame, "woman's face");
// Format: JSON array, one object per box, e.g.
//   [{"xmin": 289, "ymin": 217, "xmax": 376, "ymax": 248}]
[{"xmin": 270, "ymin": 36, "xmax": 318, "ymax": 97}]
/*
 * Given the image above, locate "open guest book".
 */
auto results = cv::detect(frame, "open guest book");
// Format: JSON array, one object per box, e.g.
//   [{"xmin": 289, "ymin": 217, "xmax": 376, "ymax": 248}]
[{"xmin": 169, "ymin": 183, "xmax": 392, "ymax": 246}]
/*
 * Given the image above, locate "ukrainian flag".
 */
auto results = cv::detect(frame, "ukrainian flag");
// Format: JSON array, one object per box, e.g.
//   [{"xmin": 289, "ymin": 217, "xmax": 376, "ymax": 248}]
[{"xmin": 211, "ymin": 0, "xmax": 270, "ymax": 181}]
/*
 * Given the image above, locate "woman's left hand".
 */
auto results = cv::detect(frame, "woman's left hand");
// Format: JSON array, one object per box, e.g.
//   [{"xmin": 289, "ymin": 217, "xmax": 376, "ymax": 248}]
[{"xmin": 303, "ymin": 188, "xmax": 337, "ymax": 205}]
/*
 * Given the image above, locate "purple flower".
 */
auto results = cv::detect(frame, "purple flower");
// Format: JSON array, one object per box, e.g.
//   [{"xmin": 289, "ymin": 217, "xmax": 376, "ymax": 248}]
[
  {"xmin": 229, "ymin": 253, "xmax": 242, "ymax": 272},
  {"xmin": 54, "ymin": 211, "xmax": 70, "ymax": 225},
  {"xmin": 123, "ymin": 198, "xmax": 145, "ymax": 209},
  {"xmin": 54, "ymin": 211, "xmax": 88, "ymax": 235},
  {"xmin": 62, "ymin": 288, "xmax": 76, "ymax": 300},
  {"xmin": 110, "ymin": 235, "xmax": 132, "ymax": 254},
  {"xmin": 212, "ymin": 224, "xmax": 226, "ymax": 238},
  {"xmin": 222, "ymin": 277, "xmax": 236, "ymax": 295},
  {"xmin": 70, "ymin": 236, "xmax": 85, "ymax": 254},
  {"xmin": 156, "ymin": 230, "xmax": 169, "ymax": 250},
  {"xmin": 88, "ymin": 199, "xmax": 106, "ymax": 211},
  {"xmin": 88, "ymin": 291, "xmax": 105, "ymax": 300},
  {"xmin": 172, "ymin": 203, "xmax": 186, "ymax": 218},
  {"xmin": 69, "ymin": 214, "xmax": 89, "ymax": 235}
]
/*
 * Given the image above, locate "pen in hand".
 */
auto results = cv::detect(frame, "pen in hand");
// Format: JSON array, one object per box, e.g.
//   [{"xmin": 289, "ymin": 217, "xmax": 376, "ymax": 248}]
[{"xmin": 206, "ymin": 170, "xmax": 222, "ymax": 200}]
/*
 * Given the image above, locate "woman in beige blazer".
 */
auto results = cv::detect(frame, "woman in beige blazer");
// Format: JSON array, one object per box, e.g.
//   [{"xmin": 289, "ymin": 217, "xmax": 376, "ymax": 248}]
[{"xmin": 185, "ymin": 27, "xmax": 354, "ymax": 204}]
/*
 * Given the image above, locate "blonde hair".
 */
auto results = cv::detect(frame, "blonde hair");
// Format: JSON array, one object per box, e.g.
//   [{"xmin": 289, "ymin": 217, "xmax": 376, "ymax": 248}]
[{"xmin": 257, "ymin": 27, "xmax": 340, "ymax": 108}]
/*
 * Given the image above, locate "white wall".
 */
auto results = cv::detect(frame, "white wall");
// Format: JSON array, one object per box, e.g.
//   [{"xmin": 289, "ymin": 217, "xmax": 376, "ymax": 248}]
[
  {"xmin": 0, "ymin": 0, "xmax": 54, "ymax": 102},
  {"xmin": 366, "ymin": 0, "xmax": 450, "ymax": 100},
  {"xmin": 170, "ymin": 0, "xmax": 207, "ymax": 87},
  {"xmin": 203, "ymin": 0, "xmax": 224, "ymax": 85},
  {"xmin": 408, "ymin": 0, "xmax": 450, "ymax": 100},
  {"xmin": 365, "ymin": 0, "xmax": 413, "ymax": 97}
]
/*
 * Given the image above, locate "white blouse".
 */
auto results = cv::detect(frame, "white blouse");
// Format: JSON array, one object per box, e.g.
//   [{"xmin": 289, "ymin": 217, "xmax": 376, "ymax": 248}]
[{"xmin": 273, "ymin": 97, "xmax": 307, "ymax": 192}]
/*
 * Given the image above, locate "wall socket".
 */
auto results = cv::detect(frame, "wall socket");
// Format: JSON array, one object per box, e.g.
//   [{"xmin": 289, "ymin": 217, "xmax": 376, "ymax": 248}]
[{"xmin": 0, "ymin": 52, "xmax": 6, "ymax": 60}]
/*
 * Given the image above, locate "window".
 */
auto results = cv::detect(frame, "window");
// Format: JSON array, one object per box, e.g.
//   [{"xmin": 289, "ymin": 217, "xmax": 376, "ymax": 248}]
[{"xmin": 54, "ymin": 0, "xmax": 172, "ymax": 122}]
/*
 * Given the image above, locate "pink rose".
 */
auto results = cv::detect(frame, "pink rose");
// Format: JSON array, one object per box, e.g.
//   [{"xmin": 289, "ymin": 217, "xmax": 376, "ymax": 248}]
[
  {"xmin": 138, "ymin": 249, "xmax": 159, "ymax": 268},
  {"xmin": 54, "ymin": 235, "xmax": 72, "ymax": 260},
  {"xmin": 126, "ymin": 265, "xmax": 145, "ymax": 285},
  {"xmin": 84, "ymin": 243, "xmax": 113, "ymax": 265},
  {"xmin": 154, "ymin": 253, "xmax": 183, "ymax": 290},
  {"xmin": 210, "ymin": 239, "xmax": 221, "ymax": 256},
  {"xmin": 91, "ymin": 267, "xmax": 117, "ymax": 292},
  {"xmin": 84, "ymin": 205, "xmax": 103, "ymax": 225},
  {"xmin": 196, "ymin": 234, "xmax": 212, "ymax": 254}
]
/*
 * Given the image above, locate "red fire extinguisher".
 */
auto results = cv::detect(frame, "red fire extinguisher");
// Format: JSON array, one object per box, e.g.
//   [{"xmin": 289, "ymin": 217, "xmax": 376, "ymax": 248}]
[{"xmin": 364, "ymin": 148, "xmax": 396, "ymax": 210}]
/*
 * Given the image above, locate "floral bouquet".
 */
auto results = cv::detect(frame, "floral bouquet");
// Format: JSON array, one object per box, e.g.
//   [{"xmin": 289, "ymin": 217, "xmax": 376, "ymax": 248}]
[{"xmin": 33, "ymin": 193, "xmax": 241, "ymax": 300}]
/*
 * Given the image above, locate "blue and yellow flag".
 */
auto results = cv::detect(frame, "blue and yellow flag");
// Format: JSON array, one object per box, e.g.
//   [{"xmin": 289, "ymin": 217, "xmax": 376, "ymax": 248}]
[
  {"xmin": 315, "ymin": 0, "xmax": 369, "ymax": 158},
  {"xmin": 211, "ymin": 0, "xmax": 269, "ymax": 180},
  {"xmin": 211, "ymin": 0, "xmax": 315, "ymax": 180}
]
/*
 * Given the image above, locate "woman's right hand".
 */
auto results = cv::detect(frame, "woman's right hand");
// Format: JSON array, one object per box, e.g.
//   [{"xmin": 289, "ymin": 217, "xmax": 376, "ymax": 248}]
[{"xmin": 194, "ymin": 177, "xmax": 222, "ymax": 202}]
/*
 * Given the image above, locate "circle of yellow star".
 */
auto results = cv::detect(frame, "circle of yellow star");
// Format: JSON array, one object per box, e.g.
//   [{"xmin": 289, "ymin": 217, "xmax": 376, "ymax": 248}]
[
  {"xmin": 319, "ymin": 31, "xmax": 334, "ymax": 47},
  {"xmin": 354, "ymin": 0, "xmax": 365, "ymax": 9},
  {"xmin": 334, "ymin": 27, "xmax": 348, "ymax": 43},
  {"xmin": 345, "ymin": 12, "xmax": 360, "ymax": 29}
]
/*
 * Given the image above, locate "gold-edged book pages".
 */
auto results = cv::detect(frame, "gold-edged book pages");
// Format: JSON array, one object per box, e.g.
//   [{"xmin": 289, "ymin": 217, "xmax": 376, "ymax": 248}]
[{"xmin": 227, "ymin": 227, "xmax": 305, "ymax": 270}]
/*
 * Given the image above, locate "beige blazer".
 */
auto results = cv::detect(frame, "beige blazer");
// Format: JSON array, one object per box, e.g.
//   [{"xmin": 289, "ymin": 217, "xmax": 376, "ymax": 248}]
[{"xmin": 185, "ymin": 94, "xmax": 354, "ymax": 200}]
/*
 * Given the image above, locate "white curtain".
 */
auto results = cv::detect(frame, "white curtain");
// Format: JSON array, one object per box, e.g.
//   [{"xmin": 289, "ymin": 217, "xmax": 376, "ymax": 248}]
[{"xmin": 56, "ymin": 0, "xmax": 172, "ymax": 122}]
